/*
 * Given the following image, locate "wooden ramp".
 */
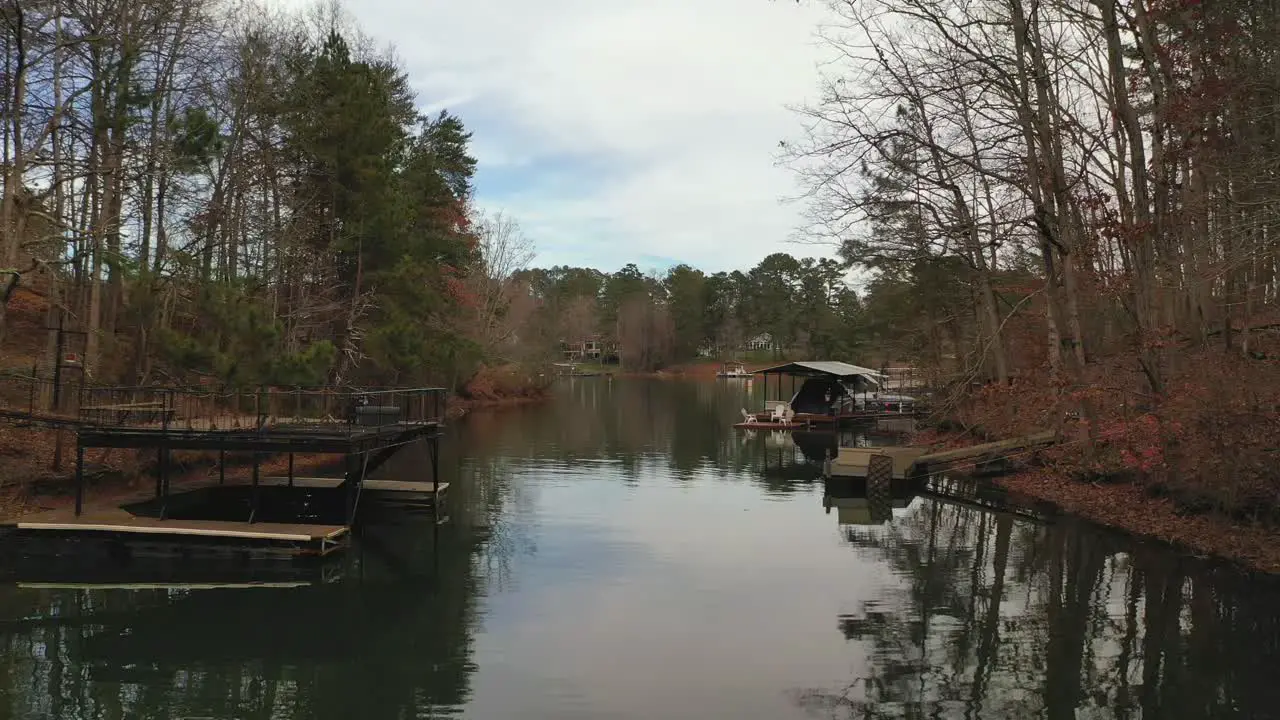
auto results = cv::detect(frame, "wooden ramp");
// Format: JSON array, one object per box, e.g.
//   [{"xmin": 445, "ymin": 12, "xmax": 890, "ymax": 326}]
[
  {"xmin": 825, "ymin": 431, "xmax": 1058, "ymax": 479},
  {"xmin": 13, "ymin": 507, "xmax": 348, "ymax": 556},
  {"xmin": 260, "ymin": 476, "xmax": 446, "ymax": 491}
]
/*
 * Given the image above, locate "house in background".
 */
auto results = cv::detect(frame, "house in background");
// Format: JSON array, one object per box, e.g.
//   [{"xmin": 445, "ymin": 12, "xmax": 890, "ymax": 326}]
[
  {"xmin": 743, "ymin": 333, "xmax": 773, "ymax": 352},
  {"xmin": 561, "ymin": 335, "xmax": 619, "ymax": 363}
]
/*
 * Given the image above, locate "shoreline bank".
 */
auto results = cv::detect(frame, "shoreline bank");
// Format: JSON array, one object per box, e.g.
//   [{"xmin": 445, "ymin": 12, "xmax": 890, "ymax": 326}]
[
  {"xmin": 447, "ymin": 392, "xmax": 548, "ymax": 420},
  {"xmin": 914, "ymin": 426, "xmax": 1280, "ymax": 574},
  {"xmin": 992, "ymin": 468, "xmax": 1280, "ymax": 574}
]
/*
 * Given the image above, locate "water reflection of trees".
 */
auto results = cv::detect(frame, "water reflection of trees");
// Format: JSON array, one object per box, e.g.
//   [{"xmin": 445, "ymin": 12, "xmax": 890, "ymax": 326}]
[
  {"xmin": 793, "ymin": 499, "xmax": 1280, "ymax": 719},
  {"xmin": 460, "ymin": 378, "xmax": 833, "ymax": 493}
]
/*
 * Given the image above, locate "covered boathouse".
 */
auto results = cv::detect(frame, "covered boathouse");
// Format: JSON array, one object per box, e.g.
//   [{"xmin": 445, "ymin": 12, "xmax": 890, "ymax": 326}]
[{"xmin": 752, "ymin": 360, "xmax": 919, "ymax": 424}]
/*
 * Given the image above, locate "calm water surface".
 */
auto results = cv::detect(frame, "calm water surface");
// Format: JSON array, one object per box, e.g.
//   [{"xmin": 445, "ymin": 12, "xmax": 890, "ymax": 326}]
[{"xmin": 1, "ymin": 378, "xmax": 1279, "ymax": 719}]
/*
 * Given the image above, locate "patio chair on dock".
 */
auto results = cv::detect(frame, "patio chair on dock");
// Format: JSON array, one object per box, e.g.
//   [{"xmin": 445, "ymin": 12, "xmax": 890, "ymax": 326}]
[{"xmin": 770, "ymin": 404, "xmax": 791, "ymax": 426}]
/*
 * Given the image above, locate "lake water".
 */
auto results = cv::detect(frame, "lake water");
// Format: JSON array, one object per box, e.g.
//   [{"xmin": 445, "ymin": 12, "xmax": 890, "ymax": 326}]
[{"xmin": 1, "ymin": 378, "xmax": 1279, "ymax": 719}]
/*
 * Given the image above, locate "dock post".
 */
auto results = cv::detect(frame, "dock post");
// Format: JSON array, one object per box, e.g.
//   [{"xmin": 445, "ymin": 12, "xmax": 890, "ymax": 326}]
[
  {"xmin": 250, "ymin": 452, "xmax": 261, "ymax": 524},
  {"xmin": 51, "ymin": 315, "xmax": 64, "ymax": 412},
  {"xmin": 219, "ymin": 449, "xmax": 225, "ymax": 485},
  {"xmin": 74, "ymin": 444, "xmax": 85, "ymax": 516},
  {"xmin": 155, "ymin": 447, "xmax": 164, "ymax": 499},
  {"xmin": 345, "ymin": 452, "xmax": 358, "ymax": 527},
  {"xmin": 288, "ymin": 453, "xmax": 294, "ymax": 487},
  {"xmin": 159, "ymin": 389, "xmax": 172, "ymax": 518},
  {"xmin": 430, "ymin": 433, "xmax": 440, "ymax": 525},
  {"xmin": 431, "ymin": 433, "xmax": 440, "ymax": 495},
  {"xmin": 159, "ymin": 447, "xmax": 170, "ymax": 520}
]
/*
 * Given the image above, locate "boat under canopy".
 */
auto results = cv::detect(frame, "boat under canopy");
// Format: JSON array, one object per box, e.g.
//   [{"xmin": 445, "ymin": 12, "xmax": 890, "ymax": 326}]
[{"xmin": 746, "ymin": 360, "xmax": 917, "ymax": 423}]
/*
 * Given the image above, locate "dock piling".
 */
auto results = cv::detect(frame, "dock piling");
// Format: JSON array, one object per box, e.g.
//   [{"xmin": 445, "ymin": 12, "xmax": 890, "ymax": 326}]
[
  {"xmin": 74, "ymin": 444, "xmax": 84, "ymax": 516},
  {"xmin": 430, "ymin": 435, "xmax": 439, "ymax": 492},
  {"xmin": 345, "ymin": 452, "xmax": 366, "ymax": 528},
  {"xmin": 154, "ymin": 447, "xmax": 164, "ymax": 499},
  {"xmin": 158, "ymin": 447, "xmax": 170, "ymax": 520},
  {"xmin": 249, "ymin": 453, "xmax": 260, "ymax": 524}
]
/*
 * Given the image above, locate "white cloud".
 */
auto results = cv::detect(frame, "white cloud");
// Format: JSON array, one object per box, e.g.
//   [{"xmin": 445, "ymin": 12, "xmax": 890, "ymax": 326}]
[{"xmin": 282, "ymin": 0, "xmax": 837, "ymax": 271}]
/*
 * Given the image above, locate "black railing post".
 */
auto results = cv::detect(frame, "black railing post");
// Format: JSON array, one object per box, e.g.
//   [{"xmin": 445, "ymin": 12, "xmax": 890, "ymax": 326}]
[
  {"xmin": 51, "ymin": 315, "xmax": 65, "ymax": 413},
  {"xmin": 74, "ymin": 443, "xmax": 85, "ymax": 516},
  {"xmin": 345, "ymin": 452, "xmax": 358, "ymax": 527},
  {"xmin": 154, "ymin": 442, "xmax": 164, "ymax": 499},
  {"xmin": 250, "ymin": 451, "xmax": 260, "ymax": 524},
  {"xmin": 431, "ymin": 432, "xmax": 439, "ymax": 491},
  {"xmin": 159, "ymin": 445, "xmax": 170, "ymax": 520}
]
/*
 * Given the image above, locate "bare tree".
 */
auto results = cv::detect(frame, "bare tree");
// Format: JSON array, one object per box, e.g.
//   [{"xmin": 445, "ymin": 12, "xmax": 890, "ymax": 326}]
[{"xmin": 467, "ymin": 209, "xmax": 536, "ymax": 355}]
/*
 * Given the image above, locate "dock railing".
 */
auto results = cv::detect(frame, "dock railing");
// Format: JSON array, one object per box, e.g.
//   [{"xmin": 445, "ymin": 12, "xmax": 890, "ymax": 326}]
[
  {"xmin": 0, "ymin": 366, "xmax": 84, "ymax": 421},
  {"xmin": 77, "ymin": 385, "xmax": 447, "ymax": 433}
]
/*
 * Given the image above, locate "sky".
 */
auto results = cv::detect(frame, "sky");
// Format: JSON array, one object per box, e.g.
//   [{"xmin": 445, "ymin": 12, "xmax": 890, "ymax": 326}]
[{"xmin": 278, "ymin": 0, "xmax": 836, "ymax": 274}]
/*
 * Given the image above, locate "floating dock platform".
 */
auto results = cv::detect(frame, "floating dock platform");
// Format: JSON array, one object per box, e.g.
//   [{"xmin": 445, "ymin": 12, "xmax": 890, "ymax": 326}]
[{"xmin": 15, "ymin": 506, "xmax": 349, "ymax": 556}]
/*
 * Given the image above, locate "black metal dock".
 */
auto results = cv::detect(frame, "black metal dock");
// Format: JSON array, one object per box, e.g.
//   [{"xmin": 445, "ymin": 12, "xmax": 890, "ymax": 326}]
[{"xmin": 11, "ymin": 385, "xmax": 448, "ymax": 556}]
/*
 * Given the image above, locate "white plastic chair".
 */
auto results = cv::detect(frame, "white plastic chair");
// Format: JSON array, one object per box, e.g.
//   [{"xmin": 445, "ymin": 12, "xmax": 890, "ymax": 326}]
[
  {"xmin": 741, "ymin": 408, "xmax": 755, "ymax": 423},
  {"xmin": 771, "ymin": 404, "xmax": 791, "ymax": 425}
]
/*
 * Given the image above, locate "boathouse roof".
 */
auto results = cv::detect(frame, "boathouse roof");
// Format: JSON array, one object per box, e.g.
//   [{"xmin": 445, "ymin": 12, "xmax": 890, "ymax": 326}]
[{"xmin": 752, "ymin": 361, "xmax": 884, "ymax": 379}]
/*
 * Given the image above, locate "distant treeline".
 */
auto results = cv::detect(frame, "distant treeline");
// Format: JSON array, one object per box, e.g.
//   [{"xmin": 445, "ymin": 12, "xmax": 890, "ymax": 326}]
[{"xmin": 503, "ymin": 253, "xmax": 967, "ymax": 371}]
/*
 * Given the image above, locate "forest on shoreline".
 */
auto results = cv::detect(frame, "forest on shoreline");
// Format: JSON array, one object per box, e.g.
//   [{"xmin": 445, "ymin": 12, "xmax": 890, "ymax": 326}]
[
  {"xmin": 6, "ymin": 0, "xmax": 1280, "ymax": 549},
  {"xmin": 778, "ymin": 0, "xmax": 1280, "ymax": 530},
  {"xmin": 0, "ymin": 0, "xmax": 539, "ymax": 395}
]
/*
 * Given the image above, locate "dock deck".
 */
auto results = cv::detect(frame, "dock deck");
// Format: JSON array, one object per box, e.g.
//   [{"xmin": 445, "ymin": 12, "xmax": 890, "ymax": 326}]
[{"xmin": 14, "ymin": 506, "xmax": 349, "ymax": 555}]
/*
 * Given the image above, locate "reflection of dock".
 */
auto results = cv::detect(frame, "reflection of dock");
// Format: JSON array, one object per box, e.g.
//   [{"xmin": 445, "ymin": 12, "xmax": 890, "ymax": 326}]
[
  {"xmin": 824, "ymin": 491, "xmax": 914, "ymax": 525},
  {"xmin": 824, "ymin": 453, "xmax": 1052, "ymax": 526},
  {"xmin": 825, "ymin": 453, "xmax": 915, "ymax": 525}
]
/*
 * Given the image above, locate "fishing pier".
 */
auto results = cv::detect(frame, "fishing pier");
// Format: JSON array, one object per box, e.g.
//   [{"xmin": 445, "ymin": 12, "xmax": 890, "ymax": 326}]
[{"xmin": 7, "ymin": 384, "xmax": 448, "ymax": 558}]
